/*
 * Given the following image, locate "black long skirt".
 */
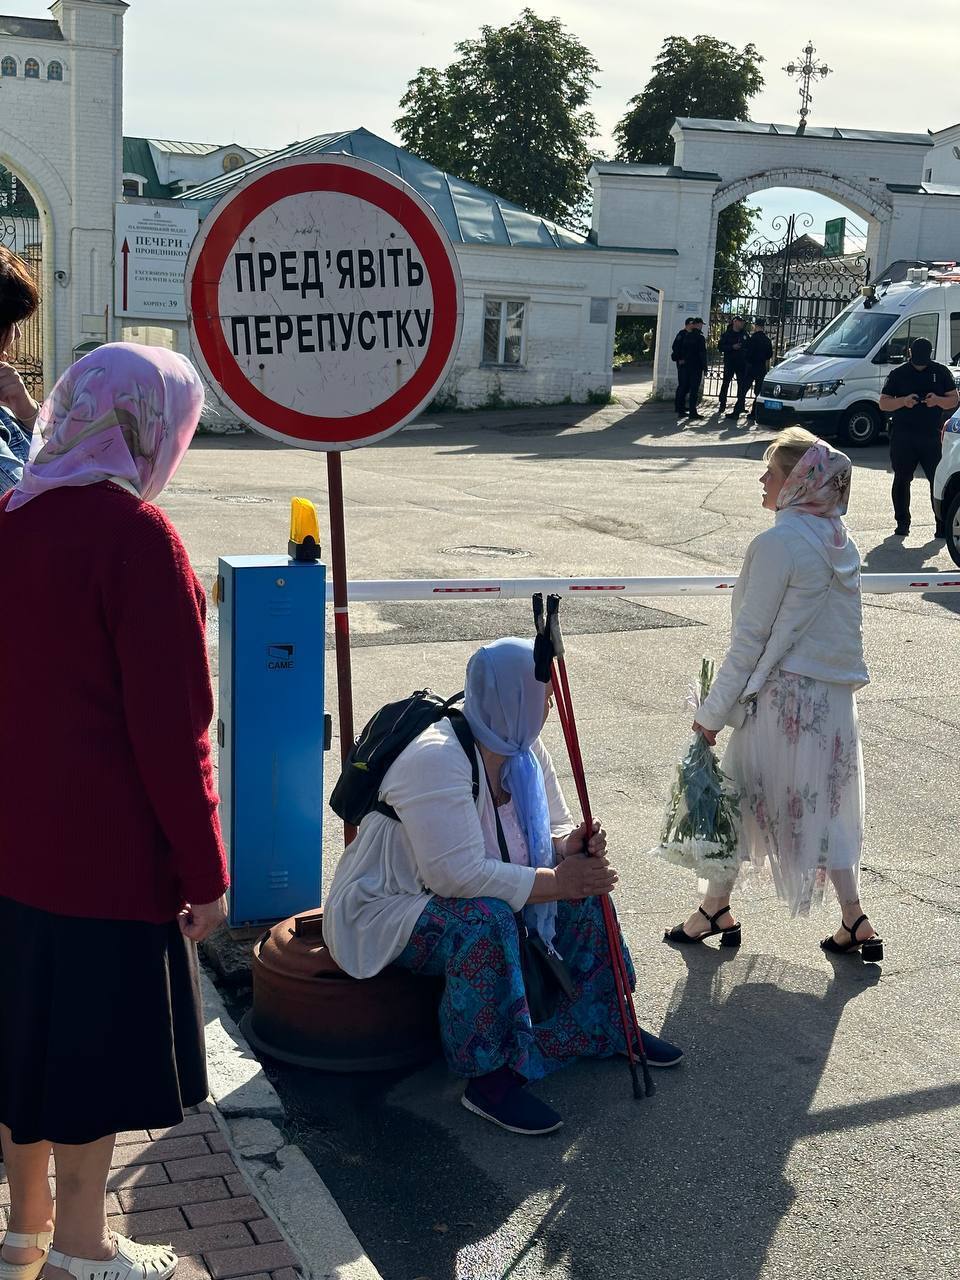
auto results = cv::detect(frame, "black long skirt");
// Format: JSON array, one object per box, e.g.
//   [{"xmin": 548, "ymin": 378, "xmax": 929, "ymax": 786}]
[{"xmin": 0, "ymin": 895, "xmax": 208, "ymax": 1145}]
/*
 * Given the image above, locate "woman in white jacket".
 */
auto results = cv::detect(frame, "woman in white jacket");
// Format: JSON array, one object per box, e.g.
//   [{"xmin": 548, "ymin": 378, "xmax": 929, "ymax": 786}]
[{"xmin": 664, "ymin": 427, "xmax": 883, "ymax": 961}]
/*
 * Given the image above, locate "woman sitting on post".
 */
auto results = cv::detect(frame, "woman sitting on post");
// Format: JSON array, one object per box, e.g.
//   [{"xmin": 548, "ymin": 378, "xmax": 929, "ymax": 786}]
[
  {"xmin": 664, "ymin": 426, "xmax": 881, "ymax": 960},
  {"xmin": 324, "ymin": 638, "xmax": 683, "ymax": 1137},
  {"xmin": 0, "ymin": 344, "xmax": 229, "ymax": 1280}
]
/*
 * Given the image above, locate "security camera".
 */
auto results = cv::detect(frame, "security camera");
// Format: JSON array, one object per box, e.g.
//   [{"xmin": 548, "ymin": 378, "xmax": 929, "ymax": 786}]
[{"xmin": 54, "ymin": 270, "xmax": 67, "ymax": 282}]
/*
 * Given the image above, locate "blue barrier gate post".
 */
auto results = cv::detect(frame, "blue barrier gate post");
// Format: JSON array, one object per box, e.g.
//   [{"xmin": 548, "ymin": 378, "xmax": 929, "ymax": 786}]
[{"xmin": 217, "ymin": 553, "xmax": 327, "ymax": 927}]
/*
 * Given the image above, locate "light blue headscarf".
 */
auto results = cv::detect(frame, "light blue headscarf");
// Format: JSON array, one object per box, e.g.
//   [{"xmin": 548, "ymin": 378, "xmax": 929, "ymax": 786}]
[{"xmin": 462, "ymin": 638, "xmax": 557, "ymax": 950}]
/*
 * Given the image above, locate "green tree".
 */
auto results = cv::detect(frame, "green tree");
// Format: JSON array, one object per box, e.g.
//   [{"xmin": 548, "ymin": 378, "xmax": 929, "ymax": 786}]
[
  {"xmin": 614, "ymin": 36, "xmax": 765, "ymax": 303},
  {"xmin": 395, "ymin": 9, "xmax": 599, "ymax": 227}
]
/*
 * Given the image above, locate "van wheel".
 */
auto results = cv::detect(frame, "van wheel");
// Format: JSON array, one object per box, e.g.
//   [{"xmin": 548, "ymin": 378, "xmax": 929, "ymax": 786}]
[
  {"xmin": 945, "ymin": 490, "xmax": 960, "ymax": 568},
  {"xmin": 839, "ymin": 404, "xmax": 882, "ymax": 447}
]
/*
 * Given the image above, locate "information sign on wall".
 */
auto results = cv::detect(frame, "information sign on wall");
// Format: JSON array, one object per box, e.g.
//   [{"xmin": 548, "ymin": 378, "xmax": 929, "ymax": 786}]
[{"xmin": 115, "ymin": 204, "xmax": 199, "ymax": 320}]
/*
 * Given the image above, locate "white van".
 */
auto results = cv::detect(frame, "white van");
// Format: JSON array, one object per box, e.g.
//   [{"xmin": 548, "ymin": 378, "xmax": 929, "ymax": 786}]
[{"xmin": 756, "ymin": 273, "xmax": 960, "ymax": 446}]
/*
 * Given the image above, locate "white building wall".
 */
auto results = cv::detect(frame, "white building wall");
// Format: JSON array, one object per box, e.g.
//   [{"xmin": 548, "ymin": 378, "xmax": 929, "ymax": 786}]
[
  {"xmin": 928, "ymin": 125, "xmax": 960, "ymax": 184},
  {"xmin": 0, "ymin": 0, "xmax": 125, "ymax": 385},
  {"xmin": 439, "ymin": 244, "xmax": 674, "ymax": 408}
]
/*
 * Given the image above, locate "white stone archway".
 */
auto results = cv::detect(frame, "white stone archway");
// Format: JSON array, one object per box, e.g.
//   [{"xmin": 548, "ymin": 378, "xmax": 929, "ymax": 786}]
[
  {"xmin": 589, "ymin": 117, "xmax": 960, "ymax": 395},
  {"xmin": 704, "ymin": 167, "xmax": 894, "ymax": 308},
  {"xmin": 0, "ymin": 136, "xmax": 65, "ymax": 391}
]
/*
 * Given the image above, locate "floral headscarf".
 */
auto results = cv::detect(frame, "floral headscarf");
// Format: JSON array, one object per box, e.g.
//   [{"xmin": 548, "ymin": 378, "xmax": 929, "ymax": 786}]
[
  {"xmin": 776, "ymin": 439, "xmax": 852, "ymax": 548},
  {"xmin": 7, "ymin": 343, "xmax": 204, "ymax": 511}
]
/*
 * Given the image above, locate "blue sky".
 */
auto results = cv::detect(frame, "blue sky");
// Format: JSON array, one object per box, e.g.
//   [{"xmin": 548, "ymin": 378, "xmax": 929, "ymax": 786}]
[{"xmin": 13, "ymin": 0, "xmax": 955, "ymax": 238}]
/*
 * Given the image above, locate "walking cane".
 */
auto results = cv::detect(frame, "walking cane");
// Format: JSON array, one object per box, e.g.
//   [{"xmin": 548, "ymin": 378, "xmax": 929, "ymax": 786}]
[{"xmin": 533, "ymin": 593, "xmax": 654, "ymax": 1099}]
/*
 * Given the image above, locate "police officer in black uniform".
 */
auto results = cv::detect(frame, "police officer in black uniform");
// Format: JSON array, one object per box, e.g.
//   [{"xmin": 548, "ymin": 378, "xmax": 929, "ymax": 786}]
[
  {"xmin": 717, "ymin": 316, "xmax": 749, "ymax": 416},
  {"xmin": 671, "ymin": 316, "xmax": 708, "ymax": 419},
  {"xmin": 878, "ymin": 336, "xmax": 959, "ymax": 537},
  {"xmin": 744, "ymin": 319, "xmax": 774, "ymax": 421}
]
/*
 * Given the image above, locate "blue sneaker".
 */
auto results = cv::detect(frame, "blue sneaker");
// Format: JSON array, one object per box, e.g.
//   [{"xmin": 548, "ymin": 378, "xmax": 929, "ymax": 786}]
[
  {"xmin": 640, "ymin": 1028, "xmax": 684, "ymax": 1068},
  {"xmin": 461, "ymin": 1080, "xmax": 563, "ymax": 1135},
  {"xmin": 619, "ymin": 1030, "xmax": 684, "ymax": 1068}
]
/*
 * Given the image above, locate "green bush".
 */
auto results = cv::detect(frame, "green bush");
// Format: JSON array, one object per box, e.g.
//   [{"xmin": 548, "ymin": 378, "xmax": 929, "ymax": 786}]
[{"xmin": 614, "ymin": 316, "xmax": 656, "ymax": 365}]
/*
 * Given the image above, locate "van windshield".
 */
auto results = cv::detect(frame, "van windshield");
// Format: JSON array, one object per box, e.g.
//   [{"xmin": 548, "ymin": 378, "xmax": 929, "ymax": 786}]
[{"xmin": 805, "ymin": 310, "xmax": 899, "ymax": 358}]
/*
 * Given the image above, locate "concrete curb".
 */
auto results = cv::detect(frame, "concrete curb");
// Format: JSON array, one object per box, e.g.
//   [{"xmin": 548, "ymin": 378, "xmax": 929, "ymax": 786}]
[{"xmin": 200, "ymin": 969, "xmax": 383, "ymax": 1280}]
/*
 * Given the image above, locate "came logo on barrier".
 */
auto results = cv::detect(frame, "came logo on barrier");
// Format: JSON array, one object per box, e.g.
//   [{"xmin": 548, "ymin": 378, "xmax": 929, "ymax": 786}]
[{"xmin": 267, "ymin": 643, "xmax": 295, "ymax": 671}]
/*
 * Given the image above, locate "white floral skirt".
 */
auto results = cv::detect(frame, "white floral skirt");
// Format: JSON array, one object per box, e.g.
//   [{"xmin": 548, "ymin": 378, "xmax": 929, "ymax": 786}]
[{"xmin": 711, "ymin": 670, "xmax": 865, "ymax": 915}]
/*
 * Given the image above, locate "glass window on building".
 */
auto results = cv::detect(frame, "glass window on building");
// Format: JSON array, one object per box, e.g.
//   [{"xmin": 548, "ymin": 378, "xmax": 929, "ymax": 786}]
[
  {"xmin": 1, "ymin": 57, "xmax": 16, "ymax": 77},
  {"xmin": 482, "ymin": 298, "xmax": 526, "ymax": 366},
  {"xmin": 24, "ymin": 58, "xmax": 39, "ymax": 79},
  {"xmin": 47, "ymin": 61, "xmax": 63, "ymax": 81}
]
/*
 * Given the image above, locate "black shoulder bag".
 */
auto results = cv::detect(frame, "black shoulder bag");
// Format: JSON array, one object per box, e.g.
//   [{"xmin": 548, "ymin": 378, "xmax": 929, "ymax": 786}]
[{"xmin": 487, "ymin": 777, "xmax": 576, "ymax": 1025}]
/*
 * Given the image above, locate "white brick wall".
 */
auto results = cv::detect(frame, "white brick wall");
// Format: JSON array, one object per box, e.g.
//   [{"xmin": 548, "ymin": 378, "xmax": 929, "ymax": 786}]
[
  {"xmin": 0, "ymin": 0, "xmax": 125, "ymax": 385},
  {"xmin": 435, "ymin": 244, "xmax": 669, "ymax": 409}
]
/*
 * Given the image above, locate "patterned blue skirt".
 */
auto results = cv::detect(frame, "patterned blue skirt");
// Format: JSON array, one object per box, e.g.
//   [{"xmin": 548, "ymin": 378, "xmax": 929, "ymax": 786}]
[{"xmin": 394, "ymin": 895, "xmax": 636, "ymax": 1081}]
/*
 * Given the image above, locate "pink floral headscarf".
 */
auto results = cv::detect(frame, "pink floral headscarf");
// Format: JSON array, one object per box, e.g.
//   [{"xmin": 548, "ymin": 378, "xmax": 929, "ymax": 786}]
[
  {"xmin": 7, "ymin": 342, "xmax": 204, "ymax": 511},
  {"xmin": 776, "ymin": 439, "xmax": 852, "ymax": 546}
]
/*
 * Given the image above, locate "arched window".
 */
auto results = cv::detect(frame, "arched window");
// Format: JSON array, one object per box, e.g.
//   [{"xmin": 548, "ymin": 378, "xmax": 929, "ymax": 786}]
[
  {"xmin": 47, "ymin": 61, "xmax": 63, "ymax": 81},
  {"xmin": 24, "ymin": 58, "xmax": 39, "ymax": 79},
  {"xmin": 1, "ymin": 57, "xmax": 16, "ymax": 77}
]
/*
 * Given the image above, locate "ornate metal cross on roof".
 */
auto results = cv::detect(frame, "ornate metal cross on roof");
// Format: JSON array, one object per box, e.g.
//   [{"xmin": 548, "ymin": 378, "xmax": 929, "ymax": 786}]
[{"xmin": 784, "ymin": 40, "xmax": 832, "ymax": 134}]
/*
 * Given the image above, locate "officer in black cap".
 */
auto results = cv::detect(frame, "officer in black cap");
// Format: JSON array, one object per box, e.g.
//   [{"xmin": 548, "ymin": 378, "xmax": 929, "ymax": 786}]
[{"xmin": 671, "ymin": 316, "xmax": 708, "ymax": 419}]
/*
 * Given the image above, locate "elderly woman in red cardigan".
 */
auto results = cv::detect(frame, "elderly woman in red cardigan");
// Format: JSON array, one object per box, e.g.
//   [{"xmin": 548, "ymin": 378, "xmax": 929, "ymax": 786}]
[{"xmin": 0, "ymin": 344, "xmax": 229, "ymax": 1280}]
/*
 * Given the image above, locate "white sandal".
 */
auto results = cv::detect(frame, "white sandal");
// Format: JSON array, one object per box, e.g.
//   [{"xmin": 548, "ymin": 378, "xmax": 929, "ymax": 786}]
[
  {"xmin": 47, "ymin": 1236, "xmax": 177, "ymax": 1280},
  {"xmin": 0, "ymin": 1231, "xmax": 53, "ymax": 1280}
]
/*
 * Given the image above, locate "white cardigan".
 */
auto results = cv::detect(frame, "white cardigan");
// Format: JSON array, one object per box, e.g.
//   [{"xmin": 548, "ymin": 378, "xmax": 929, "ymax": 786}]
[
  {"xmin": 323, "ymin": 719, "xmax": 575, "ymax": 978},
  {"xmin": 696, "ymin": 515, "xmax": 869, "ymax": 732}
]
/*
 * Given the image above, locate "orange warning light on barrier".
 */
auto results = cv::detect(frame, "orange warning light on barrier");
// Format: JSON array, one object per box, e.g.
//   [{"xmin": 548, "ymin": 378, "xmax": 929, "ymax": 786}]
[{"xmin": 289, "ymin": 497, "xmax": 321, "ymax": 562}]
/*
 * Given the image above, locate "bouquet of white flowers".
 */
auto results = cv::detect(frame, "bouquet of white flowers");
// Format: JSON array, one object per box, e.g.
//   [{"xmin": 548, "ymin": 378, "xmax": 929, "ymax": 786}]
[{"xmin": 651, "ymin": 657, "xmax": 742, "ymax": 880}]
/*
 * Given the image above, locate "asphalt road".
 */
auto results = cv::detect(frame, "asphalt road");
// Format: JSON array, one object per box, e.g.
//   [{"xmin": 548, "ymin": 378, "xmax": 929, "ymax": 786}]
[{"xmin": 163, "ymin": 391, "xmax": 960, "ymax": 1280}]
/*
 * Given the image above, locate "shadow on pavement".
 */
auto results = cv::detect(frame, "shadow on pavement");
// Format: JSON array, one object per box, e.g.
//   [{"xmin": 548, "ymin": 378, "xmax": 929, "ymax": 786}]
[{"xmin": 251, "ymin": 943, "xmax": 960, "ymax": 1280}]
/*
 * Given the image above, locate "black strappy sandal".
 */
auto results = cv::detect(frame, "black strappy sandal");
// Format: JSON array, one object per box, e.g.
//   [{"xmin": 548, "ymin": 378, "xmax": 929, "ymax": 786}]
[
  {"xmin": 664, "ymin": 905, "xmax": 742, "ymax": 948},
  {"xmin": 821, "ymin": 914, "xmax": 883, "ymax": 962}
]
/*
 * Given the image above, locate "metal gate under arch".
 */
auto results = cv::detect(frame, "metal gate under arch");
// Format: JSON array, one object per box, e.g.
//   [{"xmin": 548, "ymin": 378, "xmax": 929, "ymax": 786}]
[
  {"xmin": 704, "ymin": 212, "xmax": 868, "ymax": 399},
  {"xmin": 0, "ymin": 166, "xmax": 43, "ymax": 400}
]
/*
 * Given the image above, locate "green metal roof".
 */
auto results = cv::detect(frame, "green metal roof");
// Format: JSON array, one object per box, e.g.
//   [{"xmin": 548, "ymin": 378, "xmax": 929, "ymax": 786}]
[
  {"xmin": 887, "ymin": 182, "xmax": 960, "ymax": 197},
  {"xmin": 590, "ymin": 161, "xmax": 721, "ymax": 181},
  {"xmin": 122, "ymin": 137, "xmax": 168, "ymax": 198},
  {"xmin": 675, "ymin": 118, "xmax": 932, "ymax": 147},
  {"xmin": 147, "ymin": 138, "xmax": 274, "ymax": 159},
  {"xmin": 183, "ymin": 128, "xmax": 592, "ymax": 250},
  {"xmin": 0, "ymin": 15, "xmax": 63, "ymax": 40},
  {"xmin": 122, "ymin": 137, "xmax": 274, "ymax": 199}
]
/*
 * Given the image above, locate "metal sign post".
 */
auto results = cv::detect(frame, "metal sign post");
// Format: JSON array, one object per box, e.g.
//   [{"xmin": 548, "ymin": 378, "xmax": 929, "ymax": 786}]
[{"xmin": 186, "ymin": 154, "xmax": 463, "ymax": 845}]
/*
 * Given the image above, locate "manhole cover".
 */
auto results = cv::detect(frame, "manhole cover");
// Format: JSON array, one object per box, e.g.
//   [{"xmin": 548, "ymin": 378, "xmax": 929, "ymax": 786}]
[
  {"xmin": 440, "ymin": 544, "xmax": 529, "ymax": 558},
  {"xmin": 212, "ymin": 494, "xmax": 275, "ymax": 505}
]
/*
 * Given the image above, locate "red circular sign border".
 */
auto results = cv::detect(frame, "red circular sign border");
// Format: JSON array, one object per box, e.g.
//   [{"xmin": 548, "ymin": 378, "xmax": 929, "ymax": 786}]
[{"xmin": 189, "ymin": 160, "xmax": 460, "ymax": 446}]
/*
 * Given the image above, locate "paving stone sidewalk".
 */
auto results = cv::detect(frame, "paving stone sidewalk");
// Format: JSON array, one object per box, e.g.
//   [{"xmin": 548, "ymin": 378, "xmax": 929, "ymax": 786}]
[{"xmin": 0, "ymin": 1105, "xmax": 301, "ymax": 1280}]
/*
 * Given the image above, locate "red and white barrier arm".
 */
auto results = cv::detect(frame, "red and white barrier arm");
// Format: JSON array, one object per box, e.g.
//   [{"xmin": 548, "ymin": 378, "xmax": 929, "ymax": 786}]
[{"xmin": 339, "ymin": 573, "xmax": 960, "ymax": 602}]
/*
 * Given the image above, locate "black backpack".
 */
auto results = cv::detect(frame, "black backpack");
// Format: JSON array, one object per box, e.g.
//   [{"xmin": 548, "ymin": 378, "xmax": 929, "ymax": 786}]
[{"xmin": 329, "ymin": 689, "xmax": 479, "ymax": 827}]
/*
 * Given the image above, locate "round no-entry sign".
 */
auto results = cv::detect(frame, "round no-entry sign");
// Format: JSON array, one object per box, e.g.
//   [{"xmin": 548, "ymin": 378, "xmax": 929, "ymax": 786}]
[{"xmin": 186, "ymin": 155, "xmax": 463, "ymax": 450}]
